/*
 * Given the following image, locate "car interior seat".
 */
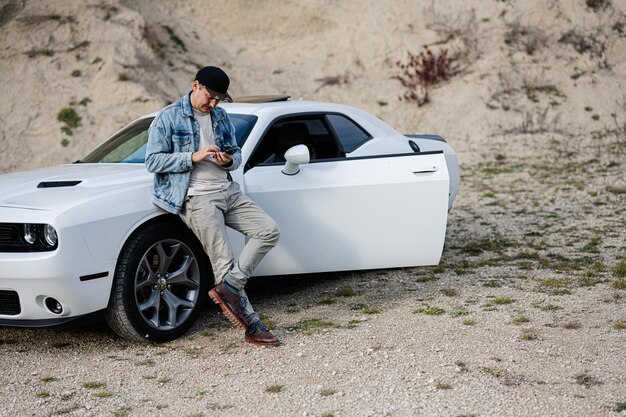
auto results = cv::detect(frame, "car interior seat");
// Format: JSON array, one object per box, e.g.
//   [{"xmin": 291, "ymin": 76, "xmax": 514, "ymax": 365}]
[{"xmin": 265, "ymin": 122, "xmax": 316, "ymax": 163}]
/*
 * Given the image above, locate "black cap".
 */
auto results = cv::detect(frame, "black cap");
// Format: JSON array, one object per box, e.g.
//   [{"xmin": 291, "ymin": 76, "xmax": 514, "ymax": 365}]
[{"xmin": 195, "ymin": 66, "xmax": 233, "ymax": 102}]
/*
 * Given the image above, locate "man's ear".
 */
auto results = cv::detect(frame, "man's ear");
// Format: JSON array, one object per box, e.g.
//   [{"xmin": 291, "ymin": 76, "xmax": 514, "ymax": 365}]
[{"xmin": 192, "ymin": 80, "xmax": 200, "ymax": 91}]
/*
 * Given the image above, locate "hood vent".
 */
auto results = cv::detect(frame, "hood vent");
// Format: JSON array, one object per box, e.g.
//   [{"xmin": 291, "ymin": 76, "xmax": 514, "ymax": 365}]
[{"xmin": 37, "ymin": 180, "xmax": 82, "ymax": 188}]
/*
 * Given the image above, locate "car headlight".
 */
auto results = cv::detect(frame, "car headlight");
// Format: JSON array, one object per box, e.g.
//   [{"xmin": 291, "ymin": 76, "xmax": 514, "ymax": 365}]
[
  {"xmin": 23, "ymin": 224, "xmax": 38, "ymax": 245},
  {"xmin": 13, "ymin": 223, "xmax": 58, "ymax": 251},
  {"xmin": 43, "ymin": 224, "xmax": 58, "ymax": 247}
]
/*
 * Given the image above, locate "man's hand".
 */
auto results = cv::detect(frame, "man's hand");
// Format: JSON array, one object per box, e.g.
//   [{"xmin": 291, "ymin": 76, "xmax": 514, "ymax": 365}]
[
  {"xmin": 191, "ymin": 145, "xmax": 234, "ymax": 166},
  {"xmin": 214, "ymin": 150, "xmax": 234, "ymax": 166},
  {"xmin": 192, "ymin": 145, "xmax": 220, "ymax": 163}
]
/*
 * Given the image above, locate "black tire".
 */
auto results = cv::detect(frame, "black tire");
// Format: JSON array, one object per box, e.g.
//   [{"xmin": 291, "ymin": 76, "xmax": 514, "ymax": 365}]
[{"xmin": 105, "ymin": 222, "xmax": 210, "ymax": 342}]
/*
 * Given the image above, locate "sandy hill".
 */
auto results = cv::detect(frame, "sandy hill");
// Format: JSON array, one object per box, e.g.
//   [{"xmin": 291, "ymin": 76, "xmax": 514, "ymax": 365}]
[{"xmin": 0, "ymin": 0, "xmax": 624, "ymax": 173}]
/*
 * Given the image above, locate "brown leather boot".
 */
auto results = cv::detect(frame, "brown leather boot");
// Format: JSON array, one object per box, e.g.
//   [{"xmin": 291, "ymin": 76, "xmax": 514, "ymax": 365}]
[
  {"xmin": 245, "ymin": 321, "xmax": 280, "ymax": 347},
  {"xmin": 208, "ymin": 282, "xmax": 247, "ymax": 328}
]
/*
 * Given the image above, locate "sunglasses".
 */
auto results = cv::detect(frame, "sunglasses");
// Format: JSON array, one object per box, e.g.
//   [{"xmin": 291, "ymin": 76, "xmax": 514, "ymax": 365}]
[{"xmin": 200, "ymin": 85, "xmax": 221, "ymax": 103}]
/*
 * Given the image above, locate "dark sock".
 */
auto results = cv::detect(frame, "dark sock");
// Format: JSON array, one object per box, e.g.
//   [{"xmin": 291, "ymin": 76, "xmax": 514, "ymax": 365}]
[{"xmin": 223, "ymin": 280, "xmax": 239, "ymax": 294}]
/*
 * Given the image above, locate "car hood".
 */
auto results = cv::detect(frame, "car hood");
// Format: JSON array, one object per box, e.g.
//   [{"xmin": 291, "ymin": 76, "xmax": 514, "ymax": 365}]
[{"xmin": 0, "ymin": 164, "xmax": 152, "ymax": 211}]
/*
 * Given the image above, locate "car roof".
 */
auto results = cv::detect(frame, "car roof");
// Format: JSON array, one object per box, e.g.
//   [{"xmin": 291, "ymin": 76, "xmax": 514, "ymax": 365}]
[{"xmin": 136, "ymin": 100, "xmax": 400, "ymax": 138}]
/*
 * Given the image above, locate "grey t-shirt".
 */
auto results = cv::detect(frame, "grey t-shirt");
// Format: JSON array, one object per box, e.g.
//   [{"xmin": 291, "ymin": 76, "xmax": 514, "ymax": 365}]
[{"xmin": 188, "ymin": 109, "xmax": 230, "ymax": 195}]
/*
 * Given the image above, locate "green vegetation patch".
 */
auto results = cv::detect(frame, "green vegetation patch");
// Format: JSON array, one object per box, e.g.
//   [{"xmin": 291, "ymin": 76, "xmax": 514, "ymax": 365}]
[
  {"xmin": 57, "ymin": 108, "xmax": 80, "ymax": 128},
  {"xmin": 537, "ymin": 277, "xmax": 573, "ymax": 295},
  {"xmin": 361, "ymin": 306, "xmax": 381, "ymax": 314},
  {"xmin": 414, "ymin": 306, "xmax": 446, "ymax": 315},
  {"xmin": 461, "ymin": 235, "xmax": 517, "ymax": 256},
  {"xmin": 449, "ymin": 309, "xmax": 469, "ymax": 318},
  {"xmin": 82, "ymin": 381, "xmax": 105, "ymax": 389},
  {"xmin": 416, "ymin": 274, "xmax": 440, "ymax": 283},
  {"xmin": 57, "ymin": 107, "xmax": 81, "ymax": 135},
  {"xmin": 318, "ymin": 297, "xmax": 336, "ymax": 305},
  {"xmin": 481, "ymin": 367, "xmax": 502, "ymax": 378},
  {"xmin": 111, "ymin": 408, "xmax": 130, "ymax": 417},
  {"xmin": 441, "ymin": 288, "xmax": 458, "ymax": 297},
  {"xmin": 265, "ymin": 384, "xmax": 283, "ymax": 393},
  {"xmin": 512, "ymin": 315, "xmax": 530, "ymax": 325},
  {"xmin": 335, "ymin": 286, "xmax": 355, "ymax": 297},
  {"xmin": 162, "ymin": 25, "xmax": 187, "ymax": 51},
  {"xmin": 93, "ymin": 390, "xmax": 113, "ymax": 398},
  {"xmin": 539, "ymin": 254, "xmax": 598, "ymax": 273},
  {"xmin": 613, "ymin": 261, "xmax": 626, "ymax": 278},
  {"xmin": 582, "ymin": 237, "xmax": 601, "ymax": 253},
  {"xmin": 493, "ymin": 297, "xmax": 514, "ymax": 305},
  {"xmin": 612, "ymin": 277, "xmax": 626, "ymax": 290},
  {"xmin": 291, "ymin": 318, "xmax": 336, "ymax": 334}
]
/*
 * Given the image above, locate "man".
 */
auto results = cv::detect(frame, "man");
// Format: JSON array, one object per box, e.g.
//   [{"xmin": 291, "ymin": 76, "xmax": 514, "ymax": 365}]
[{"xmin": 145, "ymin": 66, "xmax": 280, "ymax": 346}]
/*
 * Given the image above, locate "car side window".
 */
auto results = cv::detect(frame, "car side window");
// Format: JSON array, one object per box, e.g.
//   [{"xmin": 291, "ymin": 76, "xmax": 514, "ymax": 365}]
[
  {"xmin": 326, "ymin": 114, "xmax": 371, "ymax": 153},
  {"xmin": 246, "ymin": 115, "xmax": 344, "ymax": 170},
  {"xmin": 82, "ymin": 114, "xmax": 257, "ymax": 164}
]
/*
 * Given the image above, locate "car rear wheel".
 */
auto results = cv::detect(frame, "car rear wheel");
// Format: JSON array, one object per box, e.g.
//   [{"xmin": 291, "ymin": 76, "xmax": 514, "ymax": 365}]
[{"xmin": 105, "ymin": 223, "xmax": 210, "ymax": 342}]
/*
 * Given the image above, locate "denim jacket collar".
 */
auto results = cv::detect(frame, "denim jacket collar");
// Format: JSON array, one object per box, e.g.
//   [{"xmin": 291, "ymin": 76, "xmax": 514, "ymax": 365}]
[{"xmin": 181, "ymin": 92, "xmax": 194, "ymax": 118}]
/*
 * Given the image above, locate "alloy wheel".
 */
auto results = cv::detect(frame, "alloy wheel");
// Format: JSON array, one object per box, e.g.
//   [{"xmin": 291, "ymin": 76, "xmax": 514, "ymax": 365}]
[{"xmin": 134, "ymin": 239, "xmax": 200, "ymax": 330}]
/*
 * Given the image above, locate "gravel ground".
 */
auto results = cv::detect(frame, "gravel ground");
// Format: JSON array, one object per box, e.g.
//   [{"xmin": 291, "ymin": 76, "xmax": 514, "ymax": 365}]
[{"xmin": 1, "ymin": 130, "xmax": 625, "ymax": 417}]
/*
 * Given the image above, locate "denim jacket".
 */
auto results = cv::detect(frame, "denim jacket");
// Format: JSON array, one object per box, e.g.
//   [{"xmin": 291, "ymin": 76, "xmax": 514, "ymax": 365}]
[{"xmin": 145, "ymin": 93, "xmax": 241, "ymax": 214}]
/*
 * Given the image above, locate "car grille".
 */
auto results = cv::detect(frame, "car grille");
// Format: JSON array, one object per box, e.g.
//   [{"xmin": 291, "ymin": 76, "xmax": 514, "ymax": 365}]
[
  {"xmin": 0, "ymin": 290, "xmax": 21, "ymax": 315},
  {"xmin": 0, "ymin": 224, "xmax": 19, "ymax": 241},
  {"xmin": 0, "ymin": 224, "xmax": 24, "ymax": 251}
]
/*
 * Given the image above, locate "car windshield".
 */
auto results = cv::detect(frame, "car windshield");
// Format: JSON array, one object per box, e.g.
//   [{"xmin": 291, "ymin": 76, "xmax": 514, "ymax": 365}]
[{"xmin": 81, "ymin": 113, "xmax": 258, "ymax": 163}]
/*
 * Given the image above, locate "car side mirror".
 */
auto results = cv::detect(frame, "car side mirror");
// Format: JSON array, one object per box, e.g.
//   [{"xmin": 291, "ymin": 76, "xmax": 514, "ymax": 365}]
[{"xmin": 282, "ymin": 144, "xmax": 310, "ymax": 175}]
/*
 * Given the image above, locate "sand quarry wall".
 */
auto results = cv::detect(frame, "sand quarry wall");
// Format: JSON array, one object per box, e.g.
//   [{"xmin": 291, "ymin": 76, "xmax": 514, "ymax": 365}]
[{"xmin": 0, "ymin": 0, "xmax": 624, "ymax": 173}]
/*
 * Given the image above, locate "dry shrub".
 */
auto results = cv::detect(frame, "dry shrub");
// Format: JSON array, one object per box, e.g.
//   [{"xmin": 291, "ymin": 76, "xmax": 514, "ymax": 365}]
[
  {"xmin": 17, "ymin": 14, "xmax": 76, "ymax": 25},
  {"xmin": 504, "ymin": 21, "xmax": 549, "ymax": 55},
  {"xmin": 586, "ymin": 0, "xmax": 611, "ymax": 11},
  {"xmin": 395, "ymin": 47, "xmax": 449, "ymax": 106},
  {"xmin": 559, "ymin": 30, "xmax": 606, "ymax": 58},
  {"xmin": 423, "ymin": 5, "xmax": 480, "ymax": 70},
  {"xmin": 558, "ymin": 27, "xmax": 614, "ymax": 69},
  {"xmin": 497, "ymin": 107, "xmax": 563, "ymax": 136}
]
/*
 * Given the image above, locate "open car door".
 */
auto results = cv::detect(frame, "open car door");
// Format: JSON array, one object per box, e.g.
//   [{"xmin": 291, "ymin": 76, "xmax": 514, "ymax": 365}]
[{"xmin": 242, "ymin": 151, "xmax": 450, "ymax": 276}]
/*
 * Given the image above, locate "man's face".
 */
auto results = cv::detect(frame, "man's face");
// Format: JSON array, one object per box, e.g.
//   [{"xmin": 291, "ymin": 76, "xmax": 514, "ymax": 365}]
[{"xmin": 191, "ymin": 81, "xmax": 220, "ymax": 113}]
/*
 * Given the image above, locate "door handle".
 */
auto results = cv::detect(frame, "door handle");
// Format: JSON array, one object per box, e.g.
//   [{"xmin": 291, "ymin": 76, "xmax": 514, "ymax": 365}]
[{"xmin": 412, "ymin": 166, "xmax": 438, "ymax": 174}]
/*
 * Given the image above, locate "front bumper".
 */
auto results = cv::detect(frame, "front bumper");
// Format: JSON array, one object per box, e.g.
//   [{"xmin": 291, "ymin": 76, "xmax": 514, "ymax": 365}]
[
  {"xmin": 0, "ymin": 313, "xmax": 97, "ymax": 327},
  {"xmin": 0, "ymin": 219, "xmax": 116, "ymax": 324}
]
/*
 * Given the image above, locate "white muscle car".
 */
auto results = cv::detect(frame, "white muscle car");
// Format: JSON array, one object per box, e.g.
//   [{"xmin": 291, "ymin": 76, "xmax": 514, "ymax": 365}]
[{"xmin": 0, "ymin": 97, "xmax": 459, "ymax": 341}]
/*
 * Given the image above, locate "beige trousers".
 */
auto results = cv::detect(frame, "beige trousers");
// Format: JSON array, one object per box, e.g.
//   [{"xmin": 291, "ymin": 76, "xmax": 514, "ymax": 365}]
[{"xmin": 179, "ymin": 182, "xmax": 280, "ymax": 324}]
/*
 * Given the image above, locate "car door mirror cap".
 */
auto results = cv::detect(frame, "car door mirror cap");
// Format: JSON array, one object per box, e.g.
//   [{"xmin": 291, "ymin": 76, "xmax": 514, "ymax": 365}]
[{"xmin": 282, "ymin": 145, "xmax": 310, "ymax": 175}]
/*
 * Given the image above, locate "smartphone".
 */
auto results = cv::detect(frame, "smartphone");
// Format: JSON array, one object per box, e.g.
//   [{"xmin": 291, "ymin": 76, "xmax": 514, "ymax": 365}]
[{"xmin": 223, "ymin": 147, "xmax": 237, "ymax": 155}]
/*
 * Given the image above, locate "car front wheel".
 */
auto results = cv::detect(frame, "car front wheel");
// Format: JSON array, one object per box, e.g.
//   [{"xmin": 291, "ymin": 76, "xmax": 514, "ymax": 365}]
[{"xmin": 105, "ymin": 222, "xmax": 210, "ymax": 342}]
